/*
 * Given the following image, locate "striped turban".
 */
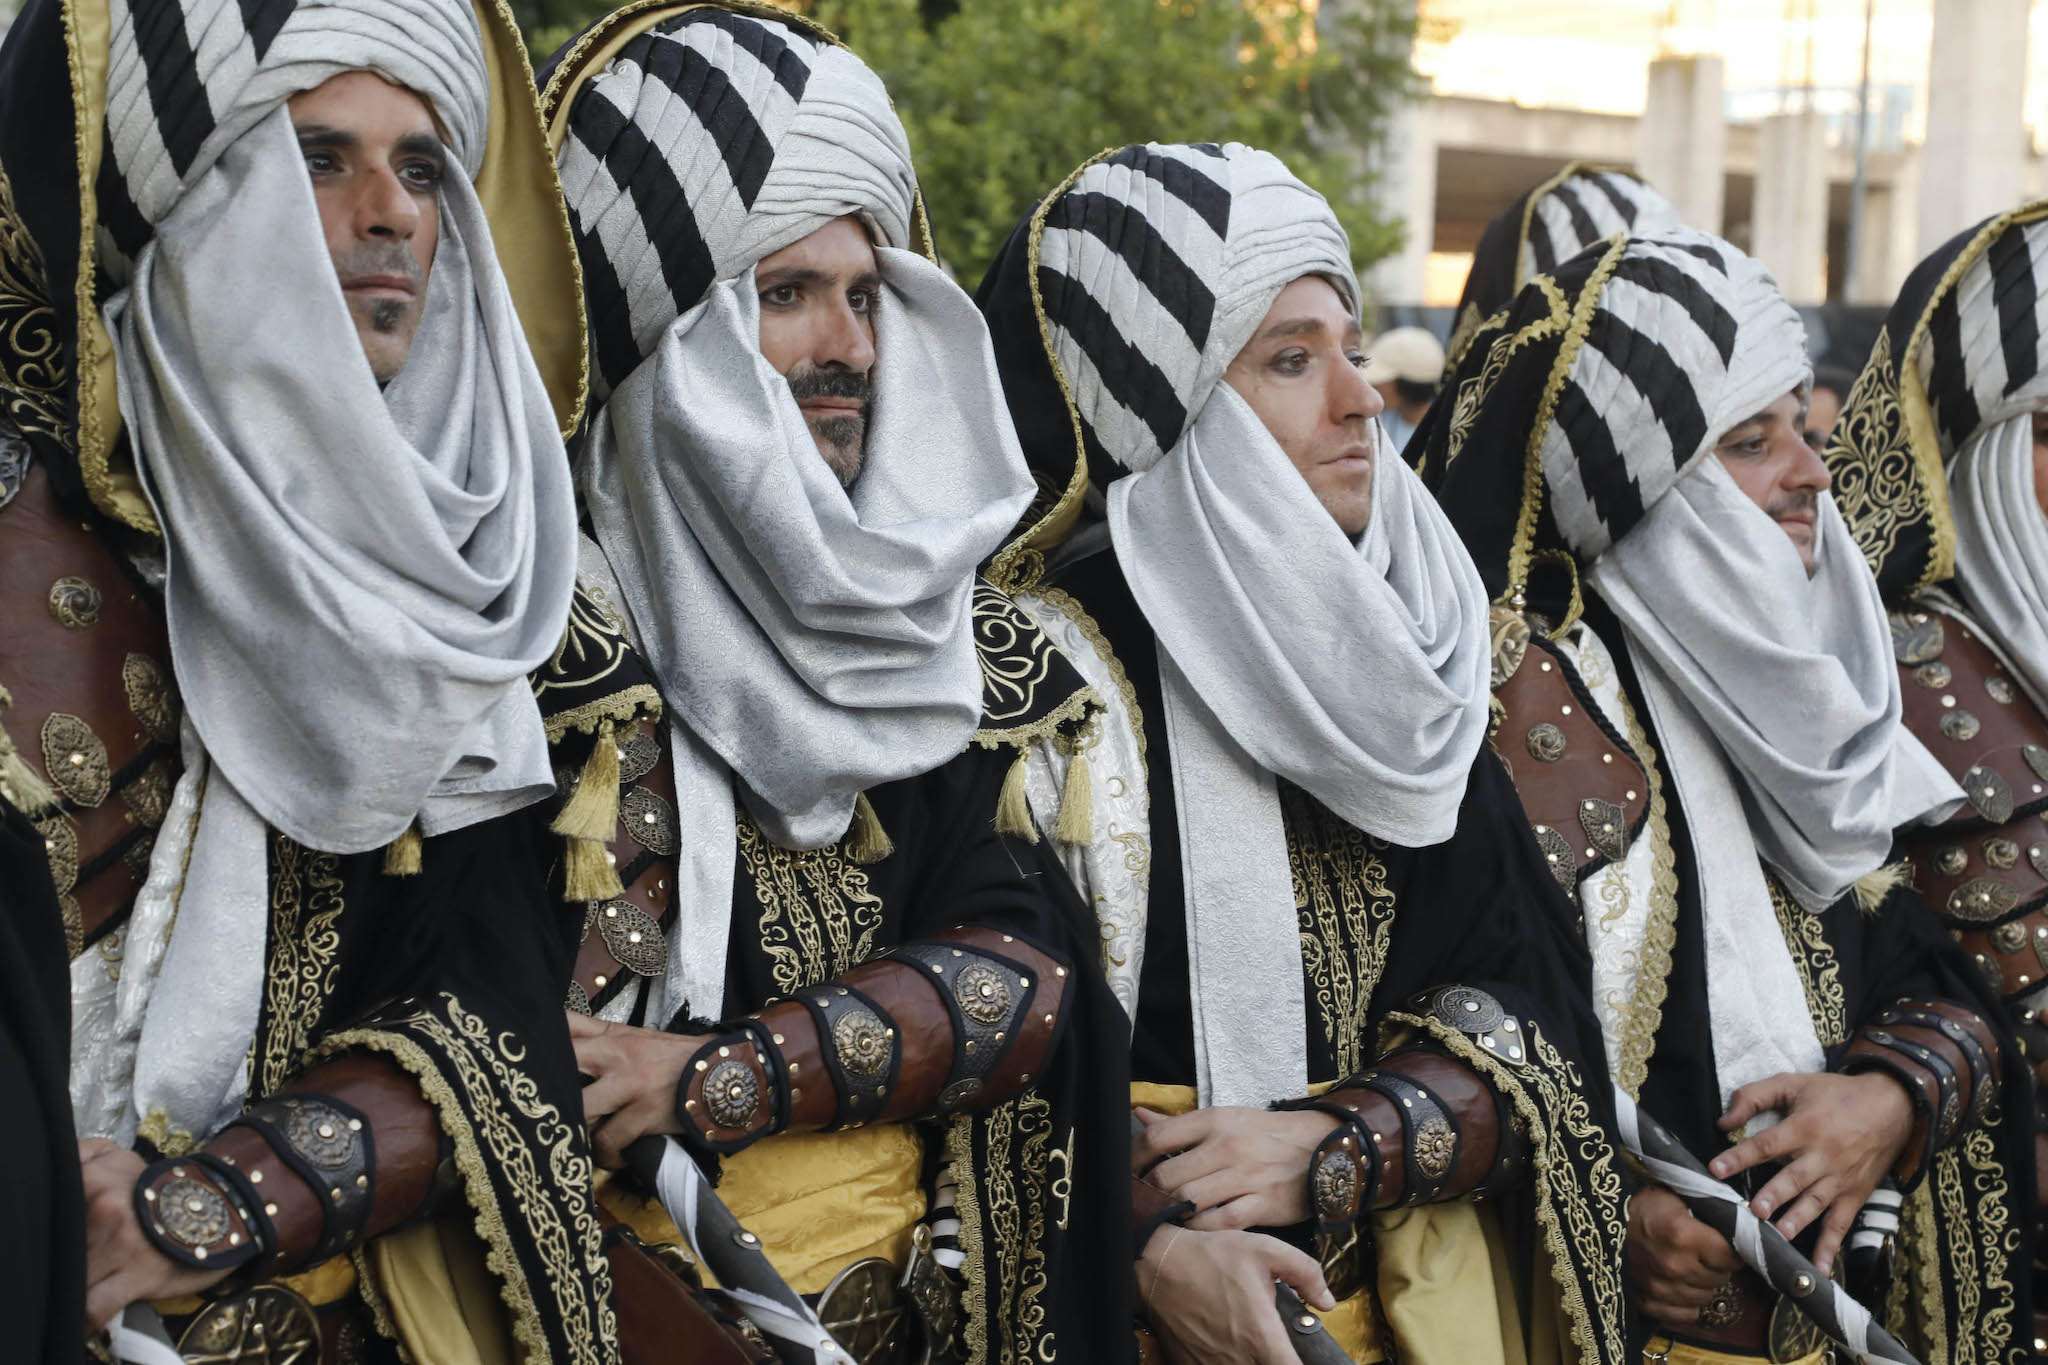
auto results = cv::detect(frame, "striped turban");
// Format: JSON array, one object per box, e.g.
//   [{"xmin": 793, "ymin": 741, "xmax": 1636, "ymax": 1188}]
[
  {"xmin": 1448, "ymin": 164, "xmax": 1681, "ymax": 371},
  {"xmin": 551, "ymin": 6, "xmax": 918, "ymax": 396},
  {"xmin": 1912, "ymin": 214, "xmax": 2048, "ymax": 457},
  {"xmin": 1537, "ymin": 228, "xmax": 1809, "ymax": 562},
  {"xmin": 1031, "ymin": 141, "xmax": 1355, "ymax": 474},
  {"xmin": 99, "ymin": 0, "xmax": 490, "ymax": 259}
]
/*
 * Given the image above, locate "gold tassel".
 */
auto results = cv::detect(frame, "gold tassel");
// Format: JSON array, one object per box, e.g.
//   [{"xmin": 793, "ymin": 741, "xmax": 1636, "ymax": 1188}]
[
  {"xmin": 0, "ymin": 687, "xmax": 58, "ymax": 816},
  {"xmin": 382, "ymin": 823, "xmax": 423, "ymax": 877},
  {"xmin": 847, "ymin": 791, "xmax": 894, "ymax": 864},
  {"xmin": 1053, "ymin": 745, "xmax": 1094, "ymax": 845},
  {"xmin": 1853, "ymin": 860, "xmax": 1910, "ymax": 914},
  {"xmin": 552, "ymin": 718, "xmax": 621, "ymax": 841},
  {"xmin": 994, "ymin": 748, "xmax": 1038, "ymax": 843},
  {"xmin": 563, "ymin": 836, "xmax": 624, "ymax": 901}
]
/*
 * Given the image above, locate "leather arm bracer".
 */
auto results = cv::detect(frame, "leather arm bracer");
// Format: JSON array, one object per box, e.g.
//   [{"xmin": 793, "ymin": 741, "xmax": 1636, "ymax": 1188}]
[
  {"xmin": 135, "ymin": 1054, "xmax": 448, "ymax": 1288},
  {"xmin": 671, "ymin": 926, "xmax": 1069, "ymax": 1155},
  {"xmin": 1275, "ymin": 989, "xmax": 1532, "ymax": 1297},
  {"xmin": 1836, "ymin": 997, "xmax": 2001, "ymax": 1189}
]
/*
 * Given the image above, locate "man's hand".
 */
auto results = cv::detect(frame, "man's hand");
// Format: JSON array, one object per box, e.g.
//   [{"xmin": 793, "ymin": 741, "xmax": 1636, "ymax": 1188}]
[
  {"xmin": 568, "ymin": 1012, "xmax": 711, "ymax": 1167},
  {"xmin": 1709, "ymin": 1069, "xmax": 1915, "ymax": 1274},
  {"xmin": 1628, "ymin": 1185, "xmax": 1742, "ymax": 1331},
  {"xmin": 1133, "ymin": 1106, "xmax": 1340, "ymax": 1231},
  {"xmin": 1139, "ymin": 1226, "xmax": 1333, "ymax": 1365},
  {"xmin": 81, "ymin": 1138, "xmax": 227, "ymax": 1335}
]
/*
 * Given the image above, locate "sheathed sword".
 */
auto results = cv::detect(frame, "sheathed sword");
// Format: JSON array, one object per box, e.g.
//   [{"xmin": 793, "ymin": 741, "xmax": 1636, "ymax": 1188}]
[
  {"xmin": 1611, "ymin": 1087, "xmax": 1923, "ymax": 1365},
  {"xmin": 625, "ymin": 1134, "xmax": 855, "ymax": 1365}
]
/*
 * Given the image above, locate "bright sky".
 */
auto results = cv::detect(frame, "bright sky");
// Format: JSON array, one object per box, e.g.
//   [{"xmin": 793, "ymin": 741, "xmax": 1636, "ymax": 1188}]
[{"xmin": 1416, "ymin": 0, "xmax": 2048, "ymax": 146}]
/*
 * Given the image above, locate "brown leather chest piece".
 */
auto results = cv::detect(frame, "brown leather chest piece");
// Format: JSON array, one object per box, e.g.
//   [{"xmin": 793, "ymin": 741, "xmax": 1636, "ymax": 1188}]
[
  {"xmin": 0, "ymin": 463, "xmax": 179, "ymax": 953},
  {"xmin": 570, "ymin": 715, "xmax": 681, "ymax": 1015},
  {"xmin": 1891, "ymin": 604, "xmax": 2048, "ymax": 1001},
  {"xmin": 1489, "ymin": 610, "xmax": 1649, "ymax": 893}
]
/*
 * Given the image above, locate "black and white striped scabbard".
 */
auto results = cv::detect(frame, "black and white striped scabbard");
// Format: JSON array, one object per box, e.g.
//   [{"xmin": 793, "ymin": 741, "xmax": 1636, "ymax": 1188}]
[
  {"xmin": 1611, "ymin": 1088, "xmax": 1922, "ymax": 1365},
  {"xmin": 625, "ymin": 1135, "xmax": 855, "ymax": 1365}
]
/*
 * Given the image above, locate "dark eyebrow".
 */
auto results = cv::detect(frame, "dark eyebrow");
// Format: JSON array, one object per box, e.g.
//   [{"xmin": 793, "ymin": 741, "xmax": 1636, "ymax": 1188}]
[
  {"xmin": 395, "ymin": 132, "xmax": 448, "ymax": 168},
  {"xmin": 1257, "ymin": 317, "xmax": 1329, "ymax": 343},
  {"xmin": 849, "ymin": 270, "xmax": 882, "ymax": 292},
  {"xmin": 757, "ymin": 265, "xmax": 834, "ymax": 290},
  {"xmin": 292, "ymin": 123, "xmax": 356, "ymax": 151}
]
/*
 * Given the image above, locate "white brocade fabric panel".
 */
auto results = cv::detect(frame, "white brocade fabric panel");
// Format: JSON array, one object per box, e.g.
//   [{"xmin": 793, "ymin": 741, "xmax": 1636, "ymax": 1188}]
[
  {"xmin": 1010, "ymin": 588, "xmax": 1151, "ymax": 1020},
  {"xmin": 1553, "ymin": 623, "xmax": 1659, "ymax": 1082}
]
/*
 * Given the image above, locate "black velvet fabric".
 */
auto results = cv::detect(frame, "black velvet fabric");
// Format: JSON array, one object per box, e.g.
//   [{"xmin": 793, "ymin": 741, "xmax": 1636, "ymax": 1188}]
[{"xmin": 0, "ymin": 795, "xmax": 87, "ymax": 1365}]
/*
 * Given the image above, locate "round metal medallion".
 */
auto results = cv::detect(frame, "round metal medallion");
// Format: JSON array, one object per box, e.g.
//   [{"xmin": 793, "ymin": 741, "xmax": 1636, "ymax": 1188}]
[
  {"xmin": 1767, "ymin": 1288, "xmax": 1827, "ymax": 1362},
  {"xmin": 816, "ymin": 1256, "xmax": 910, "ymax": 1363},
  {"xmin": 1412, "ymin": 1117, "xmax": 1456, "ymax": 1178},
  {"xmin": 285, "ymin": 1100, "xmax": 359, "ymax": 1169},
  {"xmin": 833, "ymin": 1006, "xmax": 893, "ymax": 1080},
  {"xmin": 704, "ymin": 1058, "xmax": 761, "ymax": 1130},
  {"xmin": 1697, "ymin": 1277, "xmax": 1743, "ymax": 1330},
  {"xmin": 1987, "ymin": 675, "xmax": 2017, "ymax": 704},
  {"xmin": 1949, "ymin": 876, "xmax": 2021, "ymax": 923},
  {"xmin": 1985, "ymin": 837, "xmax": 2021, "ymax": 871},
  {"xmin": 1489, "ymin": 608, "xmax": 1531, "ymax": 688},
  {"xmin": 1935, "ymin": 845, "xmax": 1969, "ymax": 877},
  {"xmin": 620, "ymin": 786, "xmax": 679, "ymax": 857},
  {"xmin": 1964, "ymin": 765, "xmax": 2015, "ymax": 824},
  {"xmin": 954, "ymin": 962, "xmax": 1012, "ymax": 1025},
  {"xmin": 1943, "ymin": 709, "xmax": 1982, "ymax": 743},
  {"xmin": 1524, "ymin": 723, "xmax": 1567, "ymax": 763},
  {"xmin": 1939, "ymin": 1089, "xmax": 1963, "ymax": 1141},
  {"xmin": 1889, "ymin": 610, "xmax": 1945, "ymax": 665},
  {"xmin": 2028, "ymin": 745, "xmax": 2048, "ymax": 785},
  {"xmin": 1578, "ymin": 796, "xmax": 1629, "ymax": 862},
  {"xmin": 40, "ymin": 712, "xmax": 110, "ymax": 808},
  {"xmin": 121, "ymin": 653, "xmax": 179, "ymax": 742},
  {"xmin": 1531, "ymin": 823, "xmax": 1577, "ymax": 891},
  {"xmin": 1913, "ymin": 660, "xmax": 1953, "ymax": 690},
  {"xmin": 616, "ymin": 729, "xmax": 661, "ymax": 784},
  {"xmin": 176, "ymin": 1285, "xmax": 321, "ymax": 1362},
  {"xmin": 566, "ymin": 979, "xmax": 592, "ymax": 1015},
  {"xmin": 1428, "ymin": 985, "xmax": 1505, "ymax": 1035},
  {"xmin": 156, "ymin": 1175, "xmax": 230, "ymax": 1248},
  {"xmin": 1313, "ymin": 1150, "xmax": 1357, "ymax": 1219},
  {"xmin": 939, "ymin": 1078, "xmax": 984, "ymax": 1110},
  {"xmin": 47, "ymin": 575, "xmax": 102, "ymax": 630},
  {"xmin": 598, "ymin": 899, "xmax": 669, "ymax": 978},
  {"xmin": 1993, "ymin": 919, "xmax": 2029, "ymax": 955}
]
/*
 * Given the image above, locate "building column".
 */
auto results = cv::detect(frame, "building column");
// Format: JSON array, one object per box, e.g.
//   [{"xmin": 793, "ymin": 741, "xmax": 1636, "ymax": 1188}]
[
  {"xmin": 1638, "ymin": 53, "xmax": 1725, "ymax": 233},
  {"xmin": 1751, "ymin": 109, "xmax": 1829, "ymax": 304},
  {"xmin": 1919, "ymin": 0, "xmax": 2029, "ymax": 257},
  {"xmin": 1366, "ymin": 97, "xmax": 1437, "ymax": 307}
]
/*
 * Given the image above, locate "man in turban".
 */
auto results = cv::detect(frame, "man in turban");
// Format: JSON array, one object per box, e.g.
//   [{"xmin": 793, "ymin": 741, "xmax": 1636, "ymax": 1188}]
[
  {"xmin": 531, "ymin": 6, "xmax": 1128, "ymax": 1362},
  {"xmin": 1444, "ymin": 162, "xmax": 1681, "ymax": 377},
  {"xmin": 1420, "ymin": 226, "xmax": 2032, "ymax": 1363},
  {"xmin": 1824, "ymin": 198, "xmax": 2048, "ymax": 1346},
  {"xmin": 975, "ymin": 140, "xmax": 1628, "ymax": 1365},
  {"xmin": 0, "ymin": 0, "xmax": 612, "ymax": 1354}
]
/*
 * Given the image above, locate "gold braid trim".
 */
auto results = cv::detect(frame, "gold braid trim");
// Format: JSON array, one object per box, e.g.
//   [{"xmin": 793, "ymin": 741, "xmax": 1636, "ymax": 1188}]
[
  {"xmin": 1509, "ymin": 238, "xmax": 1628, "ymax": 595},
  {"xmin": 1382, "ymin": 1010, "xmax": 1629, "ymax": 1365},
  {"xmin": 1764, "ymin": 873, "xmax": 1846, "ymax": 1048},
  {"xmin": 314, "ymin": 999, "xmax": 614, "ymax": 1365},
  {"xmin": 254, "ymin": 837, "xmax": 348, "ymax": 1096},
  {"xmin": 941, "ymin": 1115, "xmax": 990, "ymax": 1365},
  {"xmin": 540, "ymin": 684, "xmax": 662, "ymax": 745},
  {"xmin": 969, "ymin": 685, "xmax": 1100, "ymax": 753},
  {"xmin": 983, "ymin": 149, "xmax": 1119, "ymax": 596},
  {"xmin": 1608, "ymin": 676, "xmax": 1679, "ymax": 1100},
  {"xmin": 1895, "ymin": 1177, "xmax": 1948, "ymax": 1364},
  {"xmin": 348, "ymin": 1247, "xmax": 407, "ymax": 1360},
  {"xmin": 1027, "ymin": 585, "xmax": 1146, "ymax": 766},
  {"xmin": 1510, "ymin": 161, "xmax": 1636, "ymax": 297}
]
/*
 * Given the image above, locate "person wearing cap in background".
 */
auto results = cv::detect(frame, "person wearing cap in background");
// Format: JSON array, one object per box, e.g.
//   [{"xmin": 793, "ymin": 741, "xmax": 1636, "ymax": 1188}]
[{"xmin": 1364, "ymin": 324, "xmax": 1445, "ymax": 454}]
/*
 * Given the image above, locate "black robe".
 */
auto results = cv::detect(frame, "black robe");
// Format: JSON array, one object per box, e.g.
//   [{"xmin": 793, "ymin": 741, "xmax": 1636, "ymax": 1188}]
[
  {"xmin": 538, "ymin": 577, "xmax": 1133, "ymax": 1365},
  {"xmin": 1040, "ymin": 542, "xmax": 1632, "ymax": 1365}
]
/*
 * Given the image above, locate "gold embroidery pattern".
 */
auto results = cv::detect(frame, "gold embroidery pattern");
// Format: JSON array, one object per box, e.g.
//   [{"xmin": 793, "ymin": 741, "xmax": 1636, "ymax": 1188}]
[
  {"xmin": 1386, "ymin": 1010, "xmax": 1629, "ymax": 1365},
  {"xmin": 0, "ymin": 161, "xmax": 68, "ymax": 452},
  {"xmin": 737, "ymin": 811, "xmax": 886, "ymax": 995},
  {"xmin": 254, "ymin": 836, "xmax": 346, "ymax": 1097},
  {"xmin": 1764, "ymin": 874, "xmax": 1847, "ymax": 1048},
  {"xmin": 1028, "ymin": 585, "xmax": 1146, "ymax": 765},
  {"xmin": 944, "ymin": 1095, "xmax": 1056, "ymax": 1365},
  {"xmin": 1830, "ymin": 330, "xmax": 1927, "ymax": 589},
  {"xmin": 1435, "ymin": 282, "xmax": 1565, "ymax": 477},
  {"xmin": 1610, "ymin": 682, "xmax": 1679, "ymax": 1100},
  {"xmin": 1281, "ymin": 786, "xmax": 1397, "ymax": 1078},
  {"xmin": 971, "ymin": 583, "xmax": 1059, "ymax": 729},
  {"xmin": 315, "ymin": 996, "xmax": 615, "ymax": 1365},
  {"xmin": 535, "ymin": 591, "xmax": 632, "ymax": 703}
]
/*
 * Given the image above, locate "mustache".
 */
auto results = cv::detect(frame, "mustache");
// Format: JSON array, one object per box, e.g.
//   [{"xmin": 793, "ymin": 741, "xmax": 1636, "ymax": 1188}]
[
  {"xmin": 1766, "ymin": 489, "xmax": 1819, "ymax": 522},
  {"xmin": 787, "ymin": 367, "xmax": 870, "ymax": 404},
  {"xmin": 333, "ymin": 242, "xmax": 423, "ymax": 286}
]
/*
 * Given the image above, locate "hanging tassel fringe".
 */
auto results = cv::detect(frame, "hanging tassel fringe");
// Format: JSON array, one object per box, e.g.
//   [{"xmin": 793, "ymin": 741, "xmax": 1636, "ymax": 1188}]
[
  {"xmin": 1053, "ymin": 745, "xmax": 1093, "ymax": 846},
  {"xmin": 564, "ymin": 836, "xmax": 624, "ymax": 901},
  {"xmin": 0, "ymin": 687, "xmax": 59, "ymax": 817},
  {"xmin": 848, "ymin": 791, "xmax": 894, "ymax": 864},
  {"xmin": 553, "ymin": 718, "xmax": 621, "ymax": 841},
  {"xmin": 1852, "ymin": 860, "xmax": 1910, "ymax": 914},
  {"xmin": 994, "ymin": 748, "xmax": 1038, "ymax": 843},
  {"xmin": 383, "ymin": 823, "xmax": 423, "ymax": 877}
]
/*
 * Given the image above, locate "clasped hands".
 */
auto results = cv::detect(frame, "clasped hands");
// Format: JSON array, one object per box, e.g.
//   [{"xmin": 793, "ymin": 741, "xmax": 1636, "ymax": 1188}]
[
  {"xmin": 1132, "ymin": 1105, "xmax": 1340, "ymax": 1365},
  {"xmin": 1628, "ymin": 1069, "xmax": 1914, "ymax": 1331}
]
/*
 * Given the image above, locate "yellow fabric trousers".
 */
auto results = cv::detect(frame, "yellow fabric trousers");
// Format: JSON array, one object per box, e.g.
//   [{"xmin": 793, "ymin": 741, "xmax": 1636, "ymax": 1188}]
[{"xmin": 1643, "ymin": 1338, "xmax": 1830, "ymax": 1365}]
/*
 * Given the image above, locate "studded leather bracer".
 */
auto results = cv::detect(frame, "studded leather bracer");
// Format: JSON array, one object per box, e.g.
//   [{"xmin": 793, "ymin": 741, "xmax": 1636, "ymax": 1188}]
[
  {"xmin": 1278, "ymin": 988, "xmax": 1533, "ymax": 1299},
  {"xmin": 1836, "ymin": 997, "xmax": 2002, "ymax": 1190},
  {"xmin": 672, "ymin": 927, "xmax": 1070, "ymax": 1155},
  {"xmin": 180, "ymin": 1053, "xmax": 450, "ymax": 1281}
]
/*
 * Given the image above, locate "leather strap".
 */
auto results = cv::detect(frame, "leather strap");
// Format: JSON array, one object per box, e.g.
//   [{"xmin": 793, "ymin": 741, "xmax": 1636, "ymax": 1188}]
[{"xmin": 134, "ymin": 1151, "xmax": 270, "ymax": 1281}]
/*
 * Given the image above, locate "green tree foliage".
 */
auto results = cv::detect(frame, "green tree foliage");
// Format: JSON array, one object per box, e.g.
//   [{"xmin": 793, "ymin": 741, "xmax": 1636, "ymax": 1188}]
[{"xmin": 522, "ymin": 0, "xmax": 1417, "ymax": 290}]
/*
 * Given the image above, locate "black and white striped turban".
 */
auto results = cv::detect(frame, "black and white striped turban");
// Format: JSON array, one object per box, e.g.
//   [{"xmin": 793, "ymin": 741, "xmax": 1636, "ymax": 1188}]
[
  {"xmin": 1033, "ymin": 141, "xmax": 1355, "ymax": 473},
  {"xmin": 551, "ymin": 7, "xmax": 917, "ymax": 396},
  {"xmin": 1519, "ymin": 167, "xmax": 1680, "ymax": 288},
  {"xmin": 1914, "ymin": 214, "xmax": 2048, "ymax": 457},
  {"xmin": 1538, "ymin": 228, "xmax": 1810, "ymax": 560},
  {"xmin": 99, "ymin": 0, "xmax": 489, "ymax": 259}
]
